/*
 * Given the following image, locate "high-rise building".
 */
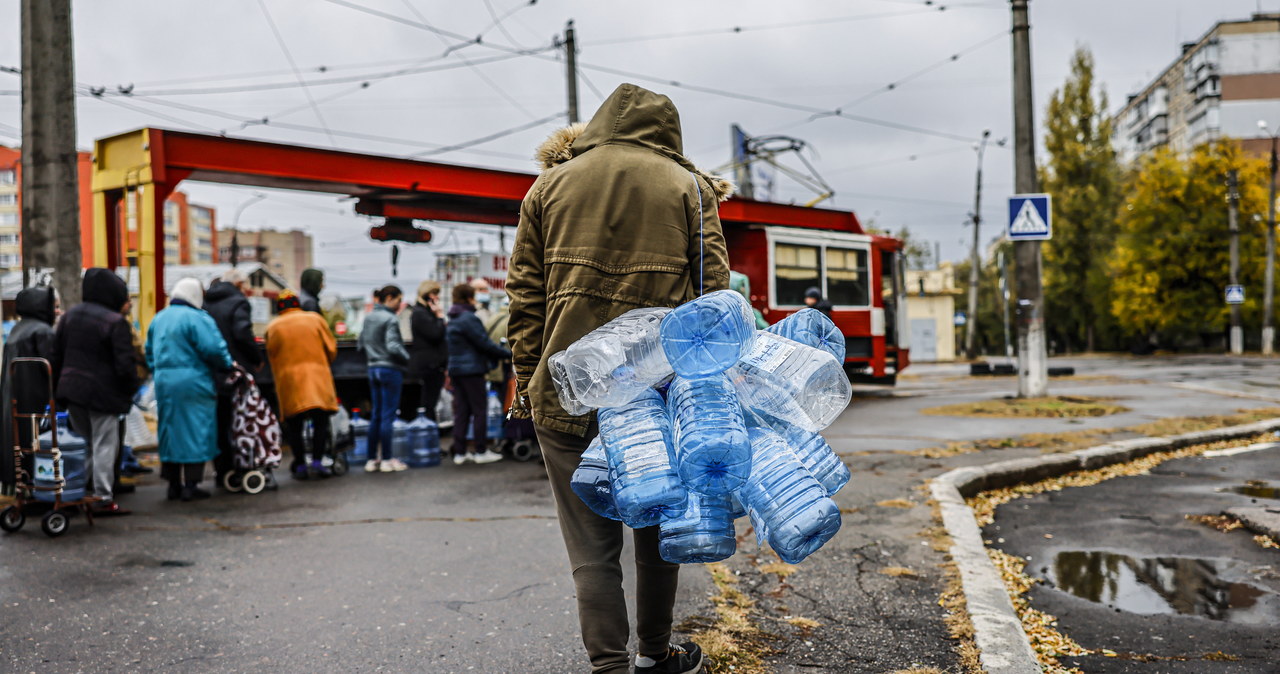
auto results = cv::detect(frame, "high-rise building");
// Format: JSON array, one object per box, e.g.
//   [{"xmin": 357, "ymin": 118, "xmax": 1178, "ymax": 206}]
[
  {"xmin": 1116, "ymin": 14, "xmax": 1280, "ymax": 164},
  {"xmin": 218, "ymin": 228, "xmax": 314, "ymax": 289},
  {"xmin": 0, "ymin": 145, "xmax": 216, "ymax": 272}
]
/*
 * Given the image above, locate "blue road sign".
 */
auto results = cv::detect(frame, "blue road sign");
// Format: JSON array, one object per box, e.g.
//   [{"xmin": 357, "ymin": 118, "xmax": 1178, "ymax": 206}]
[
  {"xmin": 1226, "ymin": 285, "xmax": 1245, "ymax": 305},
  {"xmin": 1008, "ymin": 194, "xmax": 1052, "ymax": 241}
]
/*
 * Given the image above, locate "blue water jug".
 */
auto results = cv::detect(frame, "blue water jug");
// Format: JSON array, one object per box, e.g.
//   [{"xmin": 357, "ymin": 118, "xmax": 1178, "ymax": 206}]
[
  {"xmin": 600, "ymin": 388, "xmax": 687, "ymax": 528},
  {"xmin": 766, "ymin": 308, "xmax": 846, "ymax": 362},
  {"xmin": 570, "ymin": 437, "xmax": 621, "ymax": 520},
  {"xmin": 668, "ymin": 375, "xmax": 751, "ymax": 495},
  {"xmin": 659, "ymin": 290, "xmax": 757, "ymax": 378},
  {"xmin": 659, "ymin": 492, "xmax": 737, "ymax": 564},
  {"xmin": 391, "ymin": 415, "xmax": 411, "ymax": 462},
  {"xmin": 35, "ymin": 413, "xmax": 87, "ymax": 502},
  {"xmin": 406, "ymin": 409, "xmax": 441, "ymax": 468},
  {"xmin": 486, "ymin": 389, "xmax": 504, "ymax": 440},
  {"xmin": 739, "ymin": 427, "xmax": 841, "ymax": 564},
  {"xmin": 348, "ymin": 410, "xmax": 369, "ymax": 463},
  {"xmin": 783, "ymin": 425, "xmax": 850, "ymax": 496}
]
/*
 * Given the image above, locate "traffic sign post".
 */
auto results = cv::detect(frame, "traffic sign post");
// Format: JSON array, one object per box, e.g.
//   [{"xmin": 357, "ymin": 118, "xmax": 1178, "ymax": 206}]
[
  {"xmin": 1226, "ymin": 285, "xmax": 1245, "ymax": 305},
  {"xmin": 1007, "ymin": 194, "xmax": 1052, "ymax": 241}
]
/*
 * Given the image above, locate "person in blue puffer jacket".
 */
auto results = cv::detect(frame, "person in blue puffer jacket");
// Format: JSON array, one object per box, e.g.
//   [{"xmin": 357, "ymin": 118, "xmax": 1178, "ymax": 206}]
[
  {"xmin": 146, "ymin": 277, "xmax": 233, "ymax": 502},
  {"xmin": 446, "ymin": 283, "xmax": 510, "ymax": 465}
]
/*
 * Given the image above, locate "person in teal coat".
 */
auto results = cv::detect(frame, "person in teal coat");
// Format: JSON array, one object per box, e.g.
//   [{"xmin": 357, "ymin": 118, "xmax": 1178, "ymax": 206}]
[{"xmin": 146, "ymin": 277, "xmax": 234, "ymax": 502}]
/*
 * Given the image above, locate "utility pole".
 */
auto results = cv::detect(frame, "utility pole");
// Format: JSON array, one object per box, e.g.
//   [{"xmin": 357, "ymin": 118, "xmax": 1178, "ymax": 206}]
[
  {"xmin": 965, "ymin": 129, "xmax": 992, "ymax": 359},
  {"xmin": 20, "ymin": 0, "xmax": 81, "ymax": 306},
  {"xmin": 563, "ymin": 20, "xmax": 580, "ymax": 124},
  {"xmin": 1260, "ymin": 120, "xmax": 1278, "ymax": 355},
  {"xmin": 1011, "ymin": 0, "xmax": 1048, "ymax": 397},
  {"xmin": 1228, "ymin": 169, "xmax": 1243, "ymax": 355}
]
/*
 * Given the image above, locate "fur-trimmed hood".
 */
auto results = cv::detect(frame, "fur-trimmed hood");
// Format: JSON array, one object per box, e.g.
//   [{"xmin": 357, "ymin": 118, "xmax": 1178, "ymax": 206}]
[{"xmin": 535, "ymin": 84, "xmax": 736, "ymax": 202}]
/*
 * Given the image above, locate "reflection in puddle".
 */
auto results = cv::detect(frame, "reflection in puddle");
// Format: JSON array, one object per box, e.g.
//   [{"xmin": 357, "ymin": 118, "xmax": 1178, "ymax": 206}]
[
  {"xmin": 1218, "ymin": 480, "xmax": 1280, "ymax": 500},
  {"xmin": 1050, "ymin": 551, "xmax": 1279, "ymax": 624}
]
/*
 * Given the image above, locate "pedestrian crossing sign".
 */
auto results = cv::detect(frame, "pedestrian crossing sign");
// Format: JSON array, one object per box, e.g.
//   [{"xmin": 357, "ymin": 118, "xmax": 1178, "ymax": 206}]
[
  {"xmin": 1007, "ymin": 194, "xmax": 1052, "ymax": 241},
  {"xmin": 1226, "ymin": 284, "xmax": 1245, "ymax": 305}
]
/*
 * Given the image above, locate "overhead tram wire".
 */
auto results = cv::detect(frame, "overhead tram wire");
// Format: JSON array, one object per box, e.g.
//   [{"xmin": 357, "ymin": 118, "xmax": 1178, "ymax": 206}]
[
  {"xmin": 410, "ymin": 112, "xmax": 565, "ymax": 158},
  {"xmin": 831, "ymin": 30, "xmax": 1006, "ymax": 110},
  {"xmin": 256, "ymin": 0, "xmax": 336, "ymax": 146},
  {"xmin": 479, "ymin": 0, "xmax": 538, "ymax": 50},
  {"xmin": 578, "ymin": 69, "xmax": 607, "ymax": 103},
  {"xmin": 580, "ymin": 8, "xmax": 936, "ymax": 47}
]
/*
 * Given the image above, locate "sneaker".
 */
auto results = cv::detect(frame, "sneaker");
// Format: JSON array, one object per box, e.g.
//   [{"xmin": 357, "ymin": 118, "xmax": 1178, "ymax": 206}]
[
  {"xmin": 365, "ymin": 460, "xmax": 381, "ymax": 473},
  {"xmin": 309, "ymin": 460, "xmax": 332, "ymax": 479},
  {"xmin": 471, "ymin": 450, "xmax": 504, "ymax": 465},
  {"xmin": 452, "ymin": 453, "xmax": 470, "ymax": 466},
  {"xmin": 93, "ymin": 502, "xmax": 133, "ymax": 517},
  {"xmin": 635, "ymin": 643, "xmax": 702, "ymax": 674},
  {"xmin": 381, "ymin": 458, "xmax": 409, "ymax": 472}
]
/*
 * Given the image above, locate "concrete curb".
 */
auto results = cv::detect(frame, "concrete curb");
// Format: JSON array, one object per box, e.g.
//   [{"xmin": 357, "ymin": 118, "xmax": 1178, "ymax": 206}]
[{"xmin": 931, "ymin": 418, "xmax": 1280, "ymax": 673}]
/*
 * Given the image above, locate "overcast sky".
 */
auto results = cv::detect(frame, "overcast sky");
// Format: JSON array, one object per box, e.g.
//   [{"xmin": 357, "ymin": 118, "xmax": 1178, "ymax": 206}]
[{"xmin": 0, "ymin": 0, "xmax": 1273, "ymax": 297}]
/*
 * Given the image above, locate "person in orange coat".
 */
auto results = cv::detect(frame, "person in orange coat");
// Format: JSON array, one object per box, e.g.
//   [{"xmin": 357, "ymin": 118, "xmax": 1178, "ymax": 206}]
[{"xmin": 266, "ymin": 291, "xmax": 339, "ymax": 480}]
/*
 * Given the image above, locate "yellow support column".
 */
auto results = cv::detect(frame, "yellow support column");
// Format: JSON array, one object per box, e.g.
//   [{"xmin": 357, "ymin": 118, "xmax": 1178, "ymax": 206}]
[
  {"xmin": 90, "ymin": 190, "xmax": 110, "ymax": 268},
  {"xmin": 136, "ymin": 183, "xmax": 160, "ymax": 329}
]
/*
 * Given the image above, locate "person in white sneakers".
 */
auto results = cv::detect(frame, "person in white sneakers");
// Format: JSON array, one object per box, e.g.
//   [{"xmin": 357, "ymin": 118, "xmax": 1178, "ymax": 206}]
[
  {"xmin": 445, "ymin": 284, "xmax": 510, "ymax": 465},
  {"xmin": 356, "ymin": 285, "xmax": 410, "ymax": 473}
]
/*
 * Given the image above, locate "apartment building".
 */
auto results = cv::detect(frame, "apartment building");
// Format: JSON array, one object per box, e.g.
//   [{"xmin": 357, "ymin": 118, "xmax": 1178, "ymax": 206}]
[
  {"xmin": 1116, "ymin": 14, "xmax": 1280, "ymax": 164},
  {"xmin": 218, "ymin": 228, "xmax": 313, "ymax": 288}
]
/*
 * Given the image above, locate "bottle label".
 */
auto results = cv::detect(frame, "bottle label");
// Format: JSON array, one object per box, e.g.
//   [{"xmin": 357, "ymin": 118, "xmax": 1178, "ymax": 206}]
[{"xmin": 742, "ymin": 338, "xmax": 796, "ymax": 374}]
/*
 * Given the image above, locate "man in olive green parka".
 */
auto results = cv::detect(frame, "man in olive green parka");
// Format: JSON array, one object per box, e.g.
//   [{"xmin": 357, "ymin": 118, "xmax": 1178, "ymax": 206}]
[{"xmin": 507, "ymin": 83, "xmax": 733, "ymax": 674}]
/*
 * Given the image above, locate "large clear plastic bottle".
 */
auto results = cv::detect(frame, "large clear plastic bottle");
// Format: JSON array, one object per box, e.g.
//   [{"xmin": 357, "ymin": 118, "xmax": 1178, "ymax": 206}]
[
  {"xmin": 659, "ymin": 492, "xmax": 737, "ymax": 564},
  {"xmin": 551, "ymin": 307, "xmax": 674, "ymax": 411},
  {"xmin": 783, "ymin": 425, "xmax": 850, "ymax": 496},
  {"xmin": 659, "ymin": 290, "xmax": 757, "ymax": 378},
  {"xmin": 667, "ymin": 375, "xmax": 751, "ymax": 495},
  {"xmin": 348, "ymin": 409, "xmax": 369, "ymax": 463},
  {"xmin": 766, "ymin": 308, "xmax": 846, "ymax": 363},
  {"xmin": 739, "ymin": 427, "xmax": 842, "ymax": 564},
  {"xmin": 486, "ymin": 389, "xmax": 505, "ymax": 440},
  {"xmin": 35, "ymin": 412, "xmax": 87, "ymax": 502},
  {"xmin": 570, "ymin": 436, "xmax": 621, "ymax": 521},
  {"xmin": 729, "ymin": 331, "xmax": 852, "ymax": 432},
  {"xmin": 405, "ymin": 409, "xmax": 441, "ymax": 468},
  {"xmin": 391, "ymin": 414, "xmax": 411, "ymax": 462},
  {"xmin": 600, "ymin": 388, "xmax": 687, "ymax": 528}
]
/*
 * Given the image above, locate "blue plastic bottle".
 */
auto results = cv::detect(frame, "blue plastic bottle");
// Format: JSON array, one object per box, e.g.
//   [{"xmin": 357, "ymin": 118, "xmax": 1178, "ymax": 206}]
[
  {"xmin": 668, "ymin": 375, "xmax": 751, "ymax": 495},
  {"xmin": 659, "ymin": 492, "xmax": 737, "ymax": 564},
  {"xmin": 728, "ymin": 491, "xmax": 748, "ymax": 520},
  {"xmin": 729, "ymin": 331, "xmax": 852, "ymax": 432},
  {"xmin": 570, "ymin": 437, "xmax": 621, "ymax": 521},
  {"xmin": 406, "ymin": 409, "xmax": 441, "ymax": 468},
  {"xmin": 600, "ymin": 388, "xmax": 687, "ymax": 528},
  {"xmin": 766, "ymin": 308, "xmax": 846, "ymax": 362},
  {"xmin": 35, "ymin": 413, "xmax": 87, "ymax": 502},
  {"xmin": 348, "ymin": 410, "xmax": 369, "ymax": 463},
  {"xmin": 486, "ymin": 389, "xmax": 505, "ymax": 440},
  {"xmin": 784, "ymin": 425, "xmax": 850, "ymax": 496},
  {"xmin": 659, "ymin": 290, "xmax": 757, "ymax": 378},
  {"xmin": 739, "ymin": 427, "xmax": 842, "ymax": 564},
  {"xmin": 391, "ymin": 415, "xmax": 411, "ymax": 462}
]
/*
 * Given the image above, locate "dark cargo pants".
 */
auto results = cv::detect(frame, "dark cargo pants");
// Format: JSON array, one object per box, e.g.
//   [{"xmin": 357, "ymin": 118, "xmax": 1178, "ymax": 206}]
[{"xmin": 536, "ymin": 422, "xmax": 680, "ymax": 674}]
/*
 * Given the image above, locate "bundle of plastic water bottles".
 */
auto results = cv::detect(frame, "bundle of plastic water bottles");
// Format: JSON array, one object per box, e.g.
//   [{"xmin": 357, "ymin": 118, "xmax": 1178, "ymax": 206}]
[{"xmin": 552, "ymin": 289, "xmax": 853, "ymax": 565}]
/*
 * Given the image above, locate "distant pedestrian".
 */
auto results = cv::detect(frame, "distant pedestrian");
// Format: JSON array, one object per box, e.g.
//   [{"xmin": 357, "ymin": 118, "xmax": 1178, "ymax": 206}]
[
  {"xmin": 1, "ymin": 287, "xmax": 57, "ymax": 496},
  {"xmin": 804, "ymin": 286, "xmax": 833, "ymax": 317},
  {"xmin": 299, "ymin": 268, "xmax": 325, "ymax": 314},
  {"xmin": 267, "ymin": 290, "xmax": 339, "ymax": 480},
  {"xmin": 204, "ymin": 269, "xmax": 263, "ymax": 488},
  {"xmin": 731, "ymin": 271, "xmax": 769, "ymax": 329},
  {"xmin": 52, "ymin": 269, "xmax": 141, "ymax": 516},
  {"xmin": 469, "ymin": 277, "xmax": 493, "ymax": 323},
  {"xmin": 446, "ymin": 283, "xmax": 510, "ymax": 465},
  {"xmin": 146, "ymin": 278, "xmax": 233, "ymax": 502},
  {"xmin": 357, "ymin": 285, "xmax": 410, "ymax": 472},
  {"xmin": 409, "ymin": 280, "xmax": 447, "ymax": 422}
]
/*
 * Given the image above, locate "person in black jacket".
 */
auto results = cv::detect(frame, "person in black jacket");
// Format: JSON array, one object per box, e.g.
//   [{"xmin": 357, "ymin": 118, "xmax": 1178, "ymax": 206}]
[
  {"xmin": 299, "ymin": 268, "xmax": 324, "ymax": 314},
  {"xmin": 446, "ymin": 283, "xmax": 510, "ymax": 465},
  {"xmin": 52, "ymin": 268, "xmax": 141, "ymax": 516},
  {"xmin": 409, "ymin": 280, "xmax": 447, "ymax": 422},
  {"xmin": 804, "ymin": 286, "xmax": 834, "ymax": 317},
  {"xmin": 0, "ymin": 287, "xmax": 57, "ymax": 495},
  {"xmin": 204, "ymin": 269, "xmax": 265, "ymax": 488}
]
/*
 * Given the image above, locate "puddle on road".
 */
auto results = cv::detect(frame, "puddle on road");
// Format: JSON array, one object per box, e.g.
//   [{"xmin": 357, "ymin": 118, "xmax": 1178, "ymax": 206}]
[
  {"xmin": 1218, "ymin": 480, "xmax": 1280, "ymax": 500},
  {"xmin": 1048, "ymin": 551, "xmax": 1280, "ymax": 624}
]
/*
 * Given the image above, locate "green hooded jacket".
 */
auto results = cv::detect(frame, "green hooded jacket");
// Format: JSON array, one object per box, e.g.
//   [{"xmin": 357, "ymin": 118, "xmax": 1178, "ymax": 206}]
[{"xmin": 506, "ymin": 83, "xmax": 735, "ymax": 436}]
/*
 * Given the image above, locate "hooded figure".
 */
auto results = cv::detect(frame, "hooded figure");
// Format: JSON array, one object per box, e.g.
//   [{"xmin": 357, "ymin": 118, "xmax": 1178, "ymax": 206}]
[
  {"xmin": 0, "ymin": 287, "xmax": 56, "ymax": 494},
  {"xmin": 506, "ymin": 83, "xmax": 731, "ymax": 674},
  {"xmin": 299, "ymin": 268, "xmax": 324, "ymax": 314},
  {"xmin": 205, "ymin": 271, "xmax": 264, "ymax": 485},
  {"xmin": 146, "ymin": 277, "xmax": 233, "ymax": 501},
  {"xmin": 804, "ymin": 286, "xmax": 834, "ymax": 317},
  {"xmin": 53, "ymin": 268, "xmax": 141, "ymax": 512}
]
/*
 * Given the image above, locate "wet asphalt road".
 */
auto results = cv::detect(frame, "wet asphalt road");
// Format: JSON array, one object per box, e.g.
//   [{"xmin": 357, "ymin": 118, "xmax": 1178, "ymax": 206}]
[
  {"xmin": 3, "ymin": 354, "xmax": 1280, "ymax": 673},
  {"xmin": 989, "ymin": 445, "xmax": 1280, "ymax": 673}
]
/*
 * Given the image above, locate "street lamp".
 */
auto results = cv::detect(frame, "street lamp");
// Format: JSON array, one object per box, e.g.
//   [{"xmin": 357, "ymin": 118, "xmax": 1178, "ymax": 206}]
[
  {"xmin": 964, "ymin": 129, "xmax": 1007, "ymax": 360},
  {"xmin": 1259, "ymin": 120, "xmax": 1278, "ymax": 355},
  {"xmin": 228, "ymin": 192, "xmax": 267, "ymax": 267}
]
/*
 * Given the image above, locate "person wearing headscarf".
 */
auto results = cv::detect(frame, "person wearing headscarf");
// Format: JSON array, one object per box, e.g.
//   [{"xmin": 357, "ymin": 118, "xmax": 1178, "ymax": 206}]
[
  {"xmin": 299, "ymin": 268, "xmax": 325, "ymax": 314},
  {"xmin": 1, "ymin": 287, "xmax": 57, "ymax": 496},
  {"xmin": 146, "ymin": 277, "xmax": 233, "ymax": 501},
  {"xmin": 409, "ymin": 280, "xmax": 447, "ymax": 422},
  {"xmin": 266, "ymin": 290, "xmax": 339, "ymax": 479},
  {"xmin": 53, "ymin": 268, "xmax": 141, "ymax": 516}
]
